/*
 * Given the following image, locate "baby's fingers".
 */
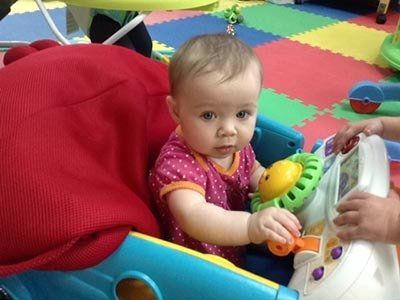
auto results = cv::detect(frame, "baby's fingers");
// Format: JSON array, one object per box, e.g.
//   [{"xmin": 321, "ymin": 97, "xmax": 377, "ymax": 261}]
[
  {"xmin": 274, "ymin": 214, "xmax": 301, "ymax": 238},
  {"xmin": 264, "ymin": 226, "xmax": 292, "ymax": 244},
  {"xmin": 281, "ymin": 210, "xmax": 302, "ymax": 229}
]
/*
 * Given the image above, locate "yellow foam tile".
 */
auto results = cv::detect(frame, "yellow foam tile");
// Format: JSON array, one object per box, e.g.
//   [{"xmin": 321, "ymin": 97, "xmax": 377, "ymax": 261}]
[
  {"xmin": 290, "ymin": 22, "xmax": 390, "ymax": 68},
  {"xmin": 152, "ymin": 40, "xmax": 174, "ymax": 52},
  {"xmin": 70, "ymin": 36, "xmax": 90, "ymax": 43},
  {"xmin": 214, "ymin": 0, "xmax": 265, "ymax": 11},
  {"xmin": 10, "ymin": 0, "xmax": 65, "ymax": 15}
]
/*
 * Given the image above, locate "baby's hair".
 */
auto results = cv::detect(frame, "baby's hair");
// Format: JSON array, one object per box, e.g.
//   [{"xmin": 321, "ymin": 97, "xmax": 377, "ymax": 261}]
[{"xmin": 169, "ymin": 33, "xmax": 263, "ymax": 96}]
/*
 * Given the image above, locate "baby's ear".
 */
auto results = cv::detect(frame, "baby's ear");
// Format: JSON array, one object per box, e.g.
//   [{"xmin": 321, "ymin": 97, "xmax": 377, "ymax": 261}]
[{"xmin": 166, "ymin": 95, "xmax": 180, "ymax": 123}]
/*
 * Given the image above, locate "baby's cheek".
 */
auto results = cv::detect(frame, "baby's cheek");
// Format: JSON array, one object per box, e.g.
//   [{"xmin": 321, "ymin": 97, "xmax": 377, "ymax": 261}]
[{"xmin": 242, "ymin": 126, "xmax": 256, "ymax": 143}]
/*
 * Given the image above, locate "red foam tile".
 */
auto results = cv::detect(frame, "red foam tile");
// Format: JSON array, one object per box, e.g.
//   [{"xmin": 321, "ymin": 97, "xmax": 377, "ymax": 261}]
[
  {"xmin": 145, "ymin": 11, "xmax": 204, "ymax": 25},
  {"xmin": 255, "ymin": 39, "xmax": 393, "ymax": 110},
  {"xmin": 349, "ymin": 10, "xmax": 399, "ymax": 33},
  {"xmin": 294, "ymin": 113, "xmax": 348, "ymax": 152}
]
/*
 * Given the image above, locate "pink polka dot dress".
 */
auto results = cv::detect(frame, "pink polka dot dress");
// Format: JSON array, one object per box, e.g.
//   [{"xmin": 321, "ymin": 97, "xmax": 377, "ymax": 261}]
[{"xmin": 149, "ymin": 130, "xmax": 256, "ymax": 266}]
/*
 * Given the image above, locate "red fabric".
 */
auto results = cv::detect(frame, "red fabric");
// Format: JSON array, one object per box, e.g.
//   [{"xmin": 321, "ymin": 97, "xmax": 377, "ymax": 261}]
[
  {"xmin": 0, "ymin": 44, "xmax": 176, "ymax": 275},
  {"xmin": 3, "ymin": 39, "xmax": 61, "ymax": 66}
]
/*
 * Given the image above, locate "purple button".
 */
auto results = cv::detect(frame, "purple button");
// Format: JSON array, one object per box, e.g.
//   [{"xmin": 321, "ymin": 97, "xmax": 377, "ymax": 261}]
[
  {"xmin": 312, "ymin": 266, "xmax": 324, "ymax": 281},
  {"xmin": 325, "ymin": 137, "xmax": 335, "ymax": 156},
  {"xmin": 331, "ymin": 246, "xmax": 343, "ymax": 260}
]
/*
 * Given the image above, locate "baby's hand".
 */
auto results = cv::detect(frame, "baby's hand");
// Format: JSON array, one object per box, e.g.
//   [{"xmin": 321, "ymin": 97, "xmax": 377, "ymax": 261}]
[
  {"xmin": 333, "ymin": 118, "xmax": 384, "ymax": 154},
  {"xmin": 247, "ymin": 207, "xmax": 301, "ymax": 245}
]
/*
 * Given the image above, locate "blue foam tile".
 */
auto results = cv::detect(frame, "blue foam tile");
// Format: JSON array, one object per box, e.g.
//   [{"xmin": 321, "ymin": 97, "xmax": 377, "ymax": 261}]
[
  {"xmin": 283, "ymin": 0, "xmax": 375, "ymax": 20},
  {"xmin": 147, "ymin": 14, "xmax": 281, "ymax": 49},
  {"xmin": 0, "ymin": 8, "xmax": 83, "ymax": 42}
]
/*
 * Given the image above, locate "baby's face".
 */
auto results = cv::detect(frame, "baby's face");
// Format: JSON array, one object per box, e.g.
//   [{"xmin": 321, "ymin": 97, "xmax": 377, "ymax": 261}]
[{"xmin": 173, "ymin": 64, "xmax": 261, "ymax": 161}]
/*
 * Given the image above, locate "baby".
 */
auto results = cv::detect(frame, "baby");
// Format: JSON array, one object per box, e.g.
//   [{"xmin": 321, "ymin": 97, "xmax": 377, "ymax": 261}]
[{"xmin": 149, "ymin": 33, "xmax": 301, "ymax": 266}]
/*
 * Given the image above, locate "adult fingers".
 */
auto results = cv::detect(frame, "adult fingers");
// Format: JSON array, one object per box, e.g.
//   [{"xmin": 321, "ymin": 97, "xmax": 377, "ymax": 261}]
[
  {"xmin": 333, "ymin": 211, "xmax": 360, "ymax": 226},
  {"xmin": 336, "ymin": 197, "xmax": 368, "ymax": 213},
  {"xmin": 333, "ymin": 124, "xmax": 364, "ymax": 153},
  {"xmin": 335, "ymin": 226, "xmax": 361, "ymax": 241}
]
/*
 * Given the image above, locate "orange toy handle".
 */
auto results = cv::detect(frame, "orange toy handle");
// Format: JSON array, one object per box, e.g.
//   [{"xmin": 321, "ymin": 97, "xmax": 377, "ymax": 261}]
[
  {"xmin": 267, "ymin": 235, "xmax": 320, "ymax": 256},
  {"xmin": 267, "ymin": 236, "xmax": 305, "ymax": 256}
]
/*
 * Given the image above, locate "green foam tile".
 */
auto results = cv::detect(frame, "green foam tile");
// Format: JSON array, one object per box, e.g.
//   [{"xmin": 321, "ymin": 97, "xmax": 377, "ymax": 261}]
[
  {"xmin": 331, "ymin": 99, "xmax": 400, "ymax": 122},
  {"xmin": 218, "ymin": 3, "xmax": 338, "ymax": 37},
  {"xmin": 382, "ymin": 73, "xmax": 400, "ymax": 83},
  {"xmin": 258, "ymin": 88, "xmax": 318, "ymax": 127}
]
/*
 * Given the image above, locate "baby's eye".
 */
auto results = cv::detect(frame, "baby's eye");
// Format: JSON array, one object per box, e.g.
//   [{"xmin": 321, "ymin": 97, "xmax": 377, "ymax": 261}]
[
  {"xmin": 236, "ymin": 111, "xmax": 249, "ymax": 119},
  {"xmin": 201, "ymin": 112, "xmax": 216, "ymax": 120}
]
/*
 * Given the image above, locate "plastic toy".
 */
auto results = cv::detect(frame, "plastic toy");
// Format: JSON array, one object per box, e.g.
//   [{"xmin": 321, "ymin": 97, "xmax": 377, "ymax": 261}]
[
  {"xmin": 348, "ymin": 80, "xmax": 400, "ymax": 114},
  {"xmin": 223, "ymin": 4, "xmax": 244, "ymax": 24},
  {"xmin": 226, "ymin": 23, "xmax": 236, "ymax": 36},
  {"xmin": 0, "ymin": 232, "xmax": 299, "ymax": 300},
  {"xmin": 253, "ymin": 133, "xmax": 400, "ymax": 299},
  {"xmin": 251, "ymin": 153, "xmax": 323, "ymax": 213},
  {"xmin": 223, "ymin": 4, "xmax": 244, "ymax": 36},
  {"xmin": 380, "ymin": 16, "xmax": 400, "ymax": 70},
  {"xmin": 376, "ymin": 0, "xmax": 390, "ymax": 24},
  {"xmin": 289, "ymin": 133, "xmax": 400, "ymax": 299},
  {"xmin": 268, "ymin": 235, "xmax": 320, "ymax": 258}
]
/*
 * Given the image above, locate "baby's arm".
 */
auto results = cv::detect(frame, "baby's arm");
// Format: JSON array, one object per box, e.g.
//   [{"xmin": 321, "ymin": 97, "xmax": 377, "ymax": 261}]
[
  {"xmin": 167, "ymin": 189, "xmax": 301, "ymax": 246},
  {"xmin": 333, "ymin": 190, "xmax": 400, "ymax": 244},
  {"xmin": 249, "ymin": 160, "xmax": 265, "ymax": 192}
]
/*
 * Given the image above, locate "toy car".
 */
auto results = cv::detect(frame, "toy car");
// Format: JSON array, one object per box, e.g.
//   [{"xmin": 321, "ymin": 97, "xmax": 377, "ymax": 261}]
[{"xmin": 348, "ymin": 80, "xmax": 400, "ymax": 114}]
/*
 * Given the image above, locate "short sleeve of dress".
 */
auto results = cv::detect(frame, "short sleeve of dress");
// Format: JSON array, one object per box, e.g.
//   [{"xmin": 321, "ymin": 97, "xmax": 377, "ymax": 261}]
[
  {"xmin": 241, "ymin": 144, "xmax": 257, "ymax": 174},
  {"xmin": 150, "ymin": 142, "xmax": 208, "ymax": 200}
]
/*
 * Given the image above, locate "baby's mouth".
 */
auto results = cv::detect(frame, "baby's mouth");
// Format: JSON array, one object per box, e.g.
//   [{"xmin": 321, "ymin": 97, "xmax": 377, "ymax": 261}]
[{"xmin": 215, "ymin": 145, "xmax": 234, "ymax": 154}]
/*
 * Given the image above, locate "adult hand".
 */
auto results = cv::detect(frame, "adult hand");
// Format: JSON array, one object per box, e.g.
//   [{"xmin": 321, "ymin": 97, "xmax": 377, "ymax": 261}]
[
  {"xmin": 333, "ymin": 190, "xmax": 400, "ymax": 244},
  {"xmin": 333, "ymin": 118, "xmax": 384, "ymax": 154}
]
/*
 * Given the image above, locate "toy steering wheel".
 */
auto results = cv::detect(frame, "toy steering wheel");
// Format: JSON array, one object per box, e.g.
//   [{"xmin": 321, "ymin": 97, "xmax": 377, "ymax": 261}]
[{"xmin": 251, "ymin": 153, "xmax": 323, "ymax": 213}]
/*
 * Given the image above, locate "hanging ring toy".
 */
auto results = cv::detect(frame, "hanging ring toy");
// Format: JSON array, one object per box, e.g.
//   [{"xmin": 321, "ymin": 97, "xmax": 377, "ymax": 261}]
[{"xmin": 251, "ymin": 153, "xmax": 323, "ymax": 213}]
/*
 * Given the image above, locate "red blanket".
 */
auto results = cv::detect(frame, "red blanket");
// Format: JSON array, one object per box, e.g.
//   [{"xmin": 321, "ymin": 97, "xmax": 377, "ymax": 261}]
[{"xmin": 0, "ymin": 44, "xmax": 175, "ymax": 275}]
